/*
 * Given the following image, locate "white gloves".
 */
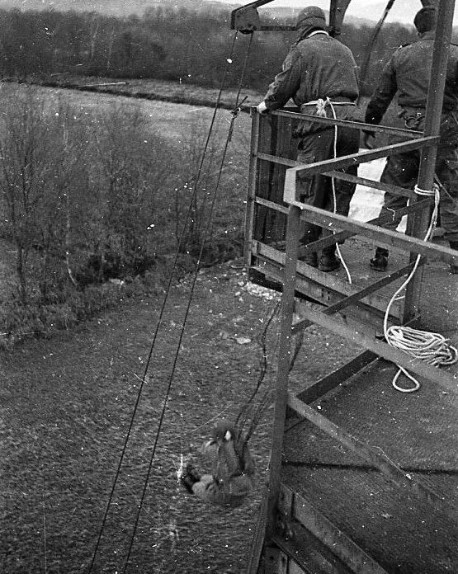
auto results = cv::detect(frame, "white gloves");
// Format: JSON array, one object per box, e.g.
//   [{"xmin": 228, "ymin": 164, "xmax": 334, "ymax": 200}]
[{"xmin": 257, "ymin": 101, "xmax": 269, "ymax": 115}]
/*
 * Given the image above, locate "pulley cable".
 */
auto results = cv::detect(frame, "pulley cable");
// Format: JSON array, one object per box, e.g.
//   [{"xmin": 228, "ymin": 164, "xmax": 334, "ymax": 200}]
[
  {"xmin": 121, "ymin": 32, "xmax": 255, "ymax": 572},
  {"xmin": 383, "ymin": 184, "xmax": 458, "ymax": 393},
  {"xmin": 87, "ymin": 30, "xmax": 246, "ymax": 574},
  {"xmin": 357, "ymin": 0, "xmax": 396, "ymax": 102},
  {"xmin": 234, "ymin": 300, "xmax": 280, "ymax": 439}
]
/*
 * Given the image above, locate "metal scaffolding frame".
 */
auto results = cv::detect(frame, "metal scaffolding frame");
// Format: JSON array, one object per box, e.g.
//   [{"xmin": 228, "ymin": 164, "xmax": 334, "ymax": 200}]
[{"xmin": 243, "ymin": 1, "xmax": 458, "ymax": 571}]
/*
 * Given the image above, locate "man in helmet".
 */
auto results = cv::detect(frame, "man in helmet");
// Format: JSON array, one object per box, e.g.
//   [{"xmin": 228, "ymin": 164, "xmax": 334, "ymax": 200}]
[
  {"xmin": 257, "ymin": 6, "xmax": 360, "ymax": 272},
  {"xmin": 363, "ymin": 6, "xmax": 458, "ymax": 274},
  {"xmin": 180, "ymin": 420, "xmax": 255, "ymax": 508}
]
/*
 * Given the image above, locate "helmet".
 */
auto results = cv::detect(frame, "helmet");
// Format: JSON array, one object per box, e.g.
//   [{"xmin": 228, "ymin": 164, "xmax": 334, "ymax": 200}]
[
  {"xmin": 212, "ymin": 420, "xmax": 236, "ymax": 442},
  {"xmin": 414, "ymin": 6, "xmax": 436, "ymax": 33},
  {"xmin": 296, "ymin": 6, "xmax": 326, "ymax": 32}
]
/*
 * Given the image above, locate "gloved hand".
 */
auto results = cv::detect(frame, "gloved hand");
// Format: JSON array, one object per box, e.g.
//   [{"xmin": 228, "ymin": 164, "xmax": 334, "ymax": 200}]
[
  {"xmin": 362, "ymin": 131, "xmax": 375, "ymax": 149},
  {"xmin": 257, "ymin": 101, "xmax": 269, "ymax": 115}
]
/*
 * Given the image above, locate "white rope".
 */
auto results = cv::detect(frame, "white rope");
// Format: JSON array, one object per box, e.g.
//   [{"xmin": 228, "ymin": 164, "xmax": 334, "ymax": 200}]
[
  {"xmin": 383, "ymin": 184, "xmax": 458, "ymax": 392},
  {"xmin": 325, "ymin": 98, "xmax": 353, "ymax": 284}
]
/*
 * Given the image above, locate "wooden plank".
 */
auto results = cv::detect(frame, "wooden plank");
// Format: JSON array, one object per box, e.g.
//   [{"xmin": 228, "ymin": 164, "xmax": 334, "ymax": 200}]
[
  {"xmin": 291, "ymin": 262, "xmax": 415, "ymax": 334},
  {"xmin": 292, "ymin": 303, "xmax": 458, "ymax": 394},
  {"xmin": 254, "ymin": 242, "xmax": 402, "ymax": 317},
  {"xmin": 287, "ymin": 393, "xmax": 458, "ymax": 524},
  {"xmin": 296, "ymin": 350, "xmax": 378, "ymax": 404},
  {"xmin": 284, "ymin": 486, "xmax": 390, "ymax": 574},
  {"xmin": 254, "ymin": 260, "xmax": 397, "ymax": 329}
]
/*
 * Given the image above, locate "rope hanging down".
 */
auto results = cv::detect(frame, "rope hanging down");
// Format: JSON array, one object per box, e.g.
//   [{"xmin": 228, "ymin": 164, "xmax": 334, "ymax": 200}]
[
  {"xmin": 383, "ymin": 184, "xmax": 458, "ymax": 393},
  {"xmin": 87, "ymin": 30, "xmax": 253, "ymax": 574},
  {"xmin": 313, "ymin": 97, "xmax": 353, "ymax": 284}
]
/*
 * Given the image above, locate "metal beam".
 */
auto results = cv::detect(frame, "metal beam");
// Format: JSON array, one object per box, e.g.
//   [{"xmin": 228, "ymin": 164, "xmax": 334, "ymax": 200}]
[
  {"xmin": 403, "ymin": 0, "xmax": 456, "ymax": 322},
  {"xmin": 257, "ymin": 153, "xmax": 417, "ymax": 199},
  {"xmin": 266, "ymin": 204, "xmax": 301, "ymax": 540},
  {"xmin": 282, "ymin": 485, "xmax": 390, "ymax": 574},
  {"xmin": 293, "ymin": 303, "xmax": 458, "ymax": 394},
  {"xmin": 283, "ymin": 138, "xmax": 439, "ymax": 205},
  {"xmin": 287, "ymin": 394, "xmax": 458, "ymax": 522},
  {"xmin": 296, "ymin": 203, "xmax": 458, "ymax": 265}
]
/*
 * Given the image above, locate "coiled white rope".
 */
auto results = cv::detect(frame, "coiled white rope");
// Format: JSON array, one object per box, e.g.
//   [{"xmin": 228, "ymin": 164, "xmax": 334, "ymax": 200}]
[{"xmin": 383, "ymin": 183, "xmax": 458, "ymax": 392}]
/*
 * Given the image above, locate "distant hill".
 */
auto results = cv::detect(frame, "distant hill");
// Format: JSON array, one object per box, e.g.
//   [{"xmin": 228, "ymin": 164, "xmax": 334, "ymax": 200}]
[
  {"xmin": 0, "ymin": 0, "xmax": 435, "ymax": 31},
  {"xmin": 0, "ymin": 0, "xmax": 227, "ymax": 17},
  {"xmin": 0, "ymin": 0, "xmax": 378, "ymax": 25}
]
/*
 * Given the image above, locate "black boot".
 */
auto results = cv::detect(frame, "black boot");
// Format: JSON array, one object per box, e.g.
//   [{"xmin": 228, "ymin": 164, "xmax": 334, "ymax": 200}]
[
  {"xmin": 180, "ymin": 463, "xmax": 201, "ymax": 494},
  {"xmin": 450, "ymin": 242, "xmax": 458, "ymax": 274},
  {"xmin": 299, "ymin": 236, "xmax": 318, "ymax": 267},
  {"xmin": 299, "ymin": 249, "xmax": 318, "ymax": 267},
  {"xmin": 370, "ymin": 247, "xmax": 388, "ymax": 272},
  {"xmin": 319, "ymin": 246, "xmax": 340, "ymax": 272}
]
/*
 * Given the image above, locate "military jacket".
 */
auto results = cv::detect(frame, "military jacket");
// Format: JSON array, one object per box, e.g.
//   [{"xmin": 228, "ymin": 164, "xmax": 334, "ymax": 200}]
[
  {"xmin": 365, "ymin": 31, "xmax": 458, "ymax": 125},
  {"xmin": 263, "ymin": 32, "xmax": 359, "ymax": 110}
]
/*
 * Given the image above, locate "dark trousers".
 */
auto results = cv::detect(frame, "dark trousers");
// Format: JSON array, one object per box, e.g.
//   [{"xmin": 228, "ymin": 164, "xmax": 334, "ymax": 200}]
[
  {"xmin": 378, "ymin": 109, "xmax": 458, "ymax": 243},
  {"xmin": 378, "ymin": 145, "xmax": 458, "ymax": 243},
  {"xmin": 297, "ymin": 124, "xmax": 360, "ymax": 249}
]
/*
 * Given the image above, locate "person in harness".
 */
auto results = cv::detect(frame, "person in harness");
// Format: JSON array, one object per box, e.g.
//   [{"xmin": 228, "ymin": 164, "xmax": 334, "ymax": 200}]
[
  {"xmin": 180, "ymin": 420, "xmax": 255, "ymax": 508},
  {"xmin": 363, "ymin": 6, "xmax": 458, "ymax": 274},
  {"xmin": 256, "ymin": 6, "xmax": 360, "ymax": 272}
]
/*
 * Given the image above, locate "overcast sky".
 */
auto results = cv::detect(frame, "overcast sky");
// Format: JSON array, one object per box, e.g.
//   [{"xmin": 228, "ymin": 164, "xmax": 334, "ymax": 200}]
[{"xmin": 211, "ymin": 0, "xmax": 458, "ymax": 25}]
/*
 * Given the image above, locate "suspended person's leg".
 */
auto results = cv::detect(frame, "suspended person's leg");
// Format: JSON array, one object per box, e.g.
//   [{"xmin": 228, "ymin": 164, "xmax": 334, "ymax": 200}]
[{"xmin": 181, "ymin": 464, "xmax": 252, "ymax": 508}]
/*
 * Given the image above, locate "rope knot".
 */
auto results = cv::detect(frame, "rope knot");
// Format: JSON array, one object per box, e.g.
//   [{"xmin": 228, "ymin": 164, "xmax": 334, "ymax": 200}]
[{"xmin": 315, "ymin": 97, "xmax": 330, "ymax": 117}]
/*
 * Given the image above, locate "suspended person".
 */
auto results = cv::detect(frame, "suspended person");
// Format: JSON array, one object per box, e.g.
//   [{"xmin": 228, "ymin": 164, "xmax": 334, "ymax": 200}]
[
  {"xmin": 256, "ymin": 6, "xmax": 360, "ymax": 272},
  {"xmin": 363, "ymin": 6, "xmax": 458, "ymax": 274},
  {"xmin": 180, "ymin": 420, "xmax": 255, "ymax": 508}
]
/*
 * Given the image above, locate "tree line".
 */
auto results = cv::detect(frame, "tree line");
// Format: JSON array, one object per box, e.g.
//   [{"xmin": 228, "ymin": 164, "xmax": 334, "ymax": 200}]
[
  {"xmin": 0, "ymin": 83, "xmax": 246, "ymax": 346},
  {"xmin": 0, "ymin": 6, "xmax": 418, "ymax": 95}
]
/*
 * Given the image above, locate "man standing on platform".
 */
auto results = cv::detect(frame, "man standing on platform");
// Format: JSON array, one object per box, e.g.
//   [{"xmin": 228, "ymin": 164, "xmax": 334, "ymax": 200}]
[
  {"xmin": 257, "ymin": 6, "xmax": 360, "ymax": 272},
  {"xmin": 363, "ymin": 6, "xmax": 458, "ymax": 274}
]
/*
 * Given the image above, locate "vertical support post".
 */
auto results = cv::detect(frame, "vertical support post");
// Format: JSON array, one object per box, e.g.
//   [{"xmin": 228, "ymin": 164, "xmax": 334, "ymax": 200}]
[
  {"xmin": 403, "ymin": 0, "xmax": 455, "ymax": 322},
  {"xmin": 245, "ymin": 108, "xmax": 260, "ymax": 266},
  {"xmin": 266, "ymin": 204, "xmax": 301, "ymax": 540}
]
